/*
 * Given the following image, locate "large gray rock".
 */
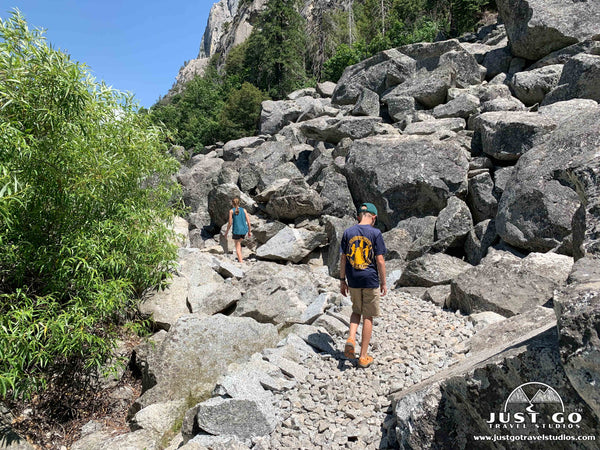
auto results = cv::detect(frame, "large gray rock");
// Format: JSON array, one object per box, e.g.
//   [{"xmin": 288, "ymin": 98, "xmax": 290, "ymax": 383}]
[
  {"xmin": 255, "ymin": 226, "xmax": 327, "ymax": 264},
  {"xmin": 492, "ymin": 165, "xmax": 515, "ymax": 200},
  {"xmin": 511, "ymin": 64, "xmax": 563, "ymax": 106},
  {"xmin": 207, "ymin": 183, "xmax": 256, "ymax": 229},
  {"xmin": 234, "ymin": 285, "xmax": 307, "ymax": 325},
  {"xmin": 265, "ymin": 178, "xmax": 323, "ymax": 220},
  {"xmin": 403, "ymin": 118, "xmax": 466, "ymax": 136},
  {"xmin": 381, "ymin": 228, "xmax": 414, "ymax": 262},
  {"xmin": 177, "ymin": 155, "xmax": 224, "ymax": 228},
  {"xmin": 254, "ymin": 178, "xmax": 290, "ymax": 203},
  {"xmin": 434, "ymin": 197, "xmax": 473, "ymax": 249},
  {"xmin": 296, "ymin": 97, "xmax": 340, "ymax": 122},
  {"xmin": 71, "ymin": 429, "xmax": 159, "ymax": 450},
  {"xmin": 448, "ymin": 250, "xmax": 571, "ymax": 316},
  {"xmin": 352, "ymin": 88, "xmax": 380, "ymax": 116},
  {"xmin": 422, "ymin": 284, "xmax": 451, "ymax": 308},
  {"xmin": 543, "ymin": 54, "xmax": 600, "ymax": 105},
  {"xmin": 397, "ymin": 40, "xmax": 483, "ymax": 88},
  {"xmin": 480, "ymin": 96, "xmax": 527, "ymax": 112},
  {"xmin": 315, "ymin": 167, "xmax": 355, "ymax": 218},
  {"xmin": 568, "ymin": 149, "xmax": 600, "ymax": 260},
  {"xmin": 344, "ymin": 135, "xmax": 469, "ymax": 229},
  {"xmin": 398, "ymin": 253, "xmax": 472, "ymax": 287},
  {"xmin": 233, "ymin": 263, "xmax": 322, "ymax": 324},
  {"xmin": 139, "ymin": 275, "xmax": 190, "ymax": 331},
  {"xmin": 460, "ymin": 35, "xmax": 507, "ymax": 64},
  {"xmin": 497, "ymin": 0, "xmax": 600, "ymax": 60},
  {"xmin": 496, "ymin": 105, "xmax": 600, "ymax": 253},
  {"xmin": 467, "ymin": 171, "xmax": 498, "ymax": 223},
  {"xmin": 539, "ymin": 98, "xmax": 600, "ymax": 128},
  {"xmin": 140, "ymin": 248, "xmax": 228, "ymax": 329},
  {"xmin": 287, "ymin": 88, "xmax": 316, "ymax": 100},
  {"xmin": 316, "ymin": 81, "xmax": 336, "ymax": 97},
  {"xmin": 252, "ymin": 219, "xmax": 286, "ymax": 245},
  {"xmin": 178, "ymin": 248, "xmax": 226, "ymax": 309},
  {"xmin": 213, "ymin": 354, "xmax": 290, "ymax": 402},
  {"xmin": 395, "ymin": 216, "xmax": 438, "ymax": 261},
  {"xmin": 323, "ymin": 215, "xmax": 356, "ymax": 278},
  {"xmin": 530, "ymin": 39, "xmax": 600, "ymax": 69},
  {"xmin": 299, "ymin": 116, "xmax": 383, "ymax": 144},
  {"xmin": 133, "ymin": 314, "xmax": 278, "ymax": 411},
  {"xmin": 194, "ymin": 397, "xmax": 278, "ymax": 440},
  {"xmin": 464, "ymin": 219, "xmax": 498, "ymax": 265},
  {"xmin": 332, "ymin": 49, "xmax": 416, "ymax": 105},
  {"xmin": 238, "ymin": 144, "xmax": 302, "ymax": 194},
  {"xmin": 471, "ymin": 111, "xmax": 556, "ymax": 161},
  {"xmin": 259, "ymin": 99, "xmax": 303, "ymax": 135},
  {"xmin": 188, "ymin": 283, "xmax": 242, "ymax": 316},
  {"xmin": 555, "ymin": 256, "xmax": 600, "ymax": 422},
  {"xmin": 131, "ymin": 400, "xmax": 185, "ymax": 436},
  {"xmin": 553, "ymin": 114, "xmax": 600, "ymax": 420},
  {"xmin": 520, "ymin": 251, "xmax": 574, "ymax": 285},
  {"xmin": 432, "ymin": 93, "xmax": 480, "ymax": 119},
  {"xmin": 384, "ymin": 68, "xmax": 453, "ymax": 109},
  {"xmin": 391, "ymin": 307, "xmax": 600, "ymax": 448},
  {"xmin": 222, "ymin": 136, "xmax": 265, "ymax": 162},
  {"xmin": 481, "ymin": 45, "xmax": 513, "ymax": 79},
  {"xmin": 384, "ymin": 95, "xmax": 415, "ymax": 123},
  {"xmin": 448, "ymin": 83, "xmax": 513, "ymax": 103}
]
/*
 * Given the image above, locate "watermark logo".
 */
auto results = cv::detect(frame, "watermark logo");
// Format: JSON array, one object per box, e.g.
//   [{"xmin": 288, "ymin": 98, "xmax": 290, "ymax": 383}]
[{"xmin": 487, "ymin": 382, "xmax": 583, "ymax": 430}]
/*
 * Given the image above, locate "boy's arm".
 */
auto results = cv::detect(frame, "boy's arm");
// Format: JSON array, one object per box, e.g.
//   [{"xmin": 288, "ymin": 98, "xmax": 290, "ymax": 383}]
[
  {"xmin": 376, "ymin": 254, "xmax": 387, "ymax": 296},
  {"xmin": 339, "ymin": 253, "xmax": 348, "ymax": 297}
]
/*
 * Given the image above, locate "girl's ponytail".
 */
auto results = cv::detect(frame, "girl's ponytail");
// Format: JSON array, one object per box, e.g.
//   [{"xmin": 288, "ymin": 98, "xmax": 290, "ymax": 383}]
[{"xmin": 232, "ymin": 197, "xmax": 240, "ymax": 215}]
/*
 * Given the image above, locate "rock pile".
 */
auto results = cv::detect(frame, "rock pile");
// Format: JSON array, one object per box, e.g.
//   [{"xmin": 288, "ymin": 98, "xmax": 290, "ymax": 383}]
[{"xmin": 65, "ymin": 0, "xmax": 600, "ymax": 448}]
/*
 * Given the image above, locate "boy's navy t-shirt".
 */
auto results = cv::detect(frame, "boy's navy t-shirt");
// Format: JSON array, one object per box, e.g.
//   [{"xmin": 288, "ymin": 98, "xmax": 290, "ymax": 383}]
[{"xmin": 340, "ymin": 224, "xmax": 386, "ymax": 289}]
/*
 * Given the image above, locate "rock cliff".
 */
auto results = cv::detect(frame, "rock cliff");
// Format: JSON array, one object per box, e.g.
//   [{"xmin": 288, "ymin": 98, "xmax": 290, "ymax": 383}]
[{"xmin": 172, "ymin": 0, "xmax": 345, "ymax": 92}]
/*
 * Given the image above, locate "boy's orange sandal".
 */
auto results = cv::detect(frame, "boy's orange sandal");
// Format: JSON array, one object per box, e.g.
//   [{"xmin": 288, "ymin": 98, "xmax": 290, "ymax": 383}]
[
  {"xmin": 344, "ymin": 338, "xmax": 356, "ymax": 359},
  {"xmin": 358, "ymin": 355, "xmax": 373, "ymax": 368}
]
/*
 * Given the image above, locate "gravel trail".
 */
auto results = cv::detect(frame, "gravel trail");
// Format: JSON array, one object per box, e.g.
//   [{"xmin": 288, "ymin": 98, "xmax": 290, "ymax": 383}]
[{"xmin": 255, "ymin": 290, "xmax": 475, "ymax": 449}]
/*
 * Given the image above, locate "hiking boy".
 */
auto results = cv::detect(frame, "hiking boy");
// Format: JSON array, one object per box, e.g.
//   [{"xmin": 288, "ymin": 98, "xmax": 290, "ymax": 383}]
[{"xmin": 339, "ymin": 203, "xmax": 387, "ymax": 368}]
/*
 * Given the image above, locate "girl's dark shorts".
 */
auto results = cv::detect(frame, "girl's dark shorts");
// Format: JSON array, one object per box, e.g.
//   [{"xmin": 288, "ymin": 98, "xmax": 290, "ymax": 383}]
[{"xmin": 232, "ymin": 233, "xmax": 246, "ymax": 240}]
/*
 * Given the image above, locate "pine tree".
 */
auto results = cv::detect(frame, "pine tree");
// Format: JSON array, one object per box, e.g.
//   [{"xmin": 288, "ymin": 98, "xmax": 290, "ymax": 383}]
[{"xmin": 244, "ymin": 0, "xmax": 308, "ymax": 99}]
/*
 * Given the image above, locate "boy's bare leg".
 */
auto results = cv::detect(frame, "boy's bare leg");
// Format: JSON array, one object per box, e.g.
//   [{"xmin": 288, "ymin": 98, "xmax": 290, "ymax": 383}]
[
  {"xmin": 348, "ymin": 312, "xmax": 361, "ymax": 342},
  {"xmin": 360, "ymin": 317, "xmax": 373, "ymax": 359}
]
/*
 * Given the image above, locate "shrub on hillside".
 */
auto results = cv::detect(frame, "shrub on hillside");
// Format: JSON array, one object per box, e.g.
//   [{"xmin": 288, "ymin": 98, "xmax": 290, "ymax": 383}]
[
  {"xmin": 151, "ymin": 66, "xmax": 224, "ymax": 151},
  {"xmin": 219, "ymin": 82, "xmax": 270, "ymax": 141},
  {"xmin": 0, "ymin": 11, "xmax": 181, "ymax": 399}
]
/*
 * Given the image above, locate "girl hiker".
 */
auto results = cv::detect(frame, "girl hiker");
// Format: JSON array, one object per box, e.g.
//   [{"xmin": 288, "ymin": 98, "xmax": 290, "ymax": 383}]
[{"xmin": 223, "ymin": 197, "xmax": 252, "ymax": 263}]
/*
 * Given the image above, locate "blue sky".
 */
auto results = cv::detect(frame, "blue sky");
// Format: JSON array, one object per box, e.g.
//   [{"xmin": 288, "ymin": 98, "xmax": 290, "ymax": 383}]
[{"xmin": 1, "ymin": 1, "xmax": 211, "ymax": 108}]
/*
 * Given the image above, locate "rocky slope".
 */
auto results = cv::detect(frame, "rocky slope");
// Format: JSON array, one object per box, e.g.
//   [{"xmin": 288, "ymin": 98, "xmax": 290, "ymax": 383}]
[{"xmin": 5, "ymin": 0, "xmax": 597, "ymax": 448}]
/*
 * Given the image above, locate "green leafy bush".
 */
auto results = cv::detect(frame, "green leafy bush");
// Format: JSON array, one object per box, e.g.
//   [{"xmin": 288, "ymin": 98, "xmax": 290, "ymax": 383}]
[
  {"xmin": 322, "ymin": 43, "xmax": 366, "ymax": 82},
  {"xmin": 151, "ymin": 46, "xmax": 272, "ymax": 150},
  {"xmin": 450, "ymin": 0, "xmax": 490, "ymax": 35},
  {"xmin": 218, "ymin": 82, "xmax": 270, "ymax": 141},
  {"xmin": 151, "ymin": 65, "xmax": 225, "ymax": 151},
  {"xmin": 0, "ymin": 11, "xmax": 181, "ymax": 399}
]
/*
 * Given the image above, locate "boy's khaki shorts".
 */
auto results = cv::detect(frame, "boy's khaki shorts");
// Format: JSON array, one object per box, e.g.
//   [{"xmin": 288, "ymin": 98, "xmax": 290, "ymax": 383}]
[{"xmin": 349, "ymin": 287, "xmax": 380, "ymax": 317}]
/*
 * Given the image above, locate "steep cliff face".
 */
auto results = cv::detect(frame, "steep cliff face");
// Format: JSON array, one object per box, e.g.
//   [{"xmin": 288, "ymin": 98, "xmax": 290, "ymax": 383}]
[
  {"xmin": 198, "ymin": 0, "xmax": 241, "ymax": 59},
  {"xmin": 172, "ymin": 0, "xmax": 345, "ymax": 92}
]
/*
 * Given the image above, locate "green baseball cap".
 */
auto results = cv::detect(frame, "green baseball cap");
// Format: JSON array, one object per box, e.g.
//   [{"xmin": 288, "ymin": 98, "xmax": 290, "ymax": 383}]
[{"xmin": 359, "ymin": 202, "xmax": 378, "ymax": 216}]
